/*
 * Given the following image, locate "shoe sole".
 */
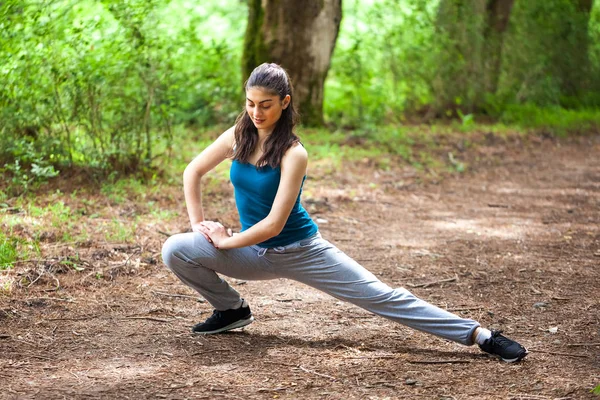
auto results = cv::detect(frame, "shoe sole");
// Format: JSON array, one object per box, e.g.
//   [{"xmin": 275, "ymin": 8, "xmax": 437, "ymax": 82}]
[
  {"xmin": 500, "ymin": 349, "xmax": 529, "ymax": 363},
  {"xmin": 192, "ymin": 316, "xmax": 254, "ymax": 335}
]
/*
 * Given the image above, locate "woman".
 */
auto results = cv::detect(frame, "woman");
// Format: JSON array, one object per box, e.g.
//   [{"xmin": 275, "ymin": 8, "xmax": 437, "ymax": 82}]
[{"xmin": 161, "ymin": 63, "xmax": 528, "ymax": 363}]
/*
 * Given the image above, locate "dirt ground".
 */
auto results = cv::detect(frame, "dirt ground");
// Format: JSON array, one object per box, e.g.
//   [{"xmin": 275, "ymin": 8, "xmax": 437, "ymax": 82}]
[{"xmin": 1, "ymin": 133, "xmax": 599, "ymax": 399}]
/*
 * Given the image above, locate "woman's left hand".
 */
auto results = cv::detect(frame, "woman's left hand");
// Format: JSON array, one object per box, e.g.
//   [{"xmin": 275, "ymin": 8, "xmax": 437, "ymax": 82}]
[{"xmin": 199, "ymin": 221, "xmax": 232, "ymax": 249}]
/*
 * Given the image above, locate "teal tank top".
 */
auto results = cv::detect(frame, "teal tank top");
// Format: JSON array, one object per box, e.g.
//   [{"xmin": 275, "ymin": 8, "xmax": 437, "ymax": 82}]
[{"xmin": 229, "ymin": 160, "xmax": 318, "ymax": 248}]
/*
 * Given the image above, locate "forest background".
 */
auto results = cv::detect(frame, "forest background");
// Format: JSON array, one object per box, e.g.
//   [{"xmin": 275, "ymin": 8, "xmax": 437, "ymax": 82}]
[
  {"xmin": 1, "ymin": 2, "xmax": 599, "ymax": 397},
  {"xmin": 1, "ymin": 0, "xmax": 599, "ymax": 186}
]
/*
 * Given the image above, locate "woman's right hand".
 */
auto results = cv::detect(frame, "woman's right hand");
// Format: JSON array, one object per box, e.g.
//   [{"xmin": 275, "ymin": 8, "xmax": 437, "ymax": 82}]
[{"xmin": 191, "ymin": 222, "xmax": 212, "ymax": 243}]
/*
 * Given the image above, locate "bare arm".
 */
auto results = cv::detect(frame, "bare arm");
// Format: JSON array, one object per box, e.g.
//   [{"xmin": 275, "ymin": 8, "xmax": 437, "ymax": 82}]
[
  {"xmin": 203, "ymin": 143, "xmax": 308, "ymax": 249},
  {"xmin": 183, "ymin": 127, "xmax": 235, "ymax": 232}
]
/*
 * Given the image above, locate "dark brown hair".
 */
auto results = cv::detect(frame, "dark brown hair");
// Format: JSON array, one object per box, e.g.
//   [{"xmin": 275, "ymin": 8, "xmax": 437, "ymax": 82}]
[{"xmin": 233, "ymin": 63, "xmax": 299, "ymax": 168}]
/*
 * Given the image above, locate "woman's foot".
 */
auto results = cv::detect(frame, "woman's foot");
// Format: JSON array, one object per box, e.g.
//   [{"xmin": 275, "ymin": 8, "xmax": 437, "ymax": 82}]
[
  {"xmin": 478, "ymin": 330, "xmax": 528, "ymax": 363},
  {"xmin": 192, "ymin": 301, "xmax": 254, "ymax": 334}
]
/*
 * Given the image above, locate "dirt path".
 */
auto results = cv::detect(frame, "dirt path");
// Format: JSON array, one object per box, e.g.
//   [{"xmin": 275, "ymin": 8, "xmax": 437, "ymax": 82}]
[{"xmin": 1, "ymin": 134, "xmax": 599, "ymax": 399}]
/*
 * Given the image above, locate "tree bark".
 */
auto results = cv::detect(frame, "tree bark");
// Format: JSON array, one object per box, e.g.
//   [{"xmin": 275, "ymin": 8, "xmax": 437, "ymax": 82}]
[
  {"xmin": 433, "ymin": 0, "xmax": 515, "ymax": 116},
  {"xmin": 433, "ymin": 0, "xmax": 486, "ymax": 115},
  {"xmin": 242, "ymin": 0, "xmax": 342, "ymax": 126},
  {"xmin": 576, "ymin": 0, "xmax": 594, "ymax": 13},
  {"xmin": 558, "ymin": 0, "xmax": 595, "ymax": 97},
  {"xmin": 483, "ymin": 0, "xmax": 515, "ymax": 94}
]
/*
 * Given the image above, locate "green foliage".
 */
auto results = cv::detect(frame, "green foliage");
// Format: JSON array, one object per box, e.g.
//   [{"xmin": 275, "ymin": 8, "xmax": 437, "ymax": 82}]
[
  {"xmin": 0, "ymin": 232, "xmax": 18, "ymax": 270},
  {"xmin": 104, "ymin": 218, "xmax": 136, "ymax": 243},
  {"xmin": 326, "ymin": 0, "xmax": 439, "ymax": 126},
  {"xmin": 501, "ymin": 104, "xmax": 600, "ymax": 136},
  {"xmin": 500, "ymin": 0, "xmax": 599, "ymax": 106},
  {"xmin": 0, "ymin": 0, "xmax": 242, "ymax": 179},
  {"xmin": 1, "ymin": 0, "xmax": 598, "ymax": 185},
  {"xmin": 326, "ymin": 0, "xmax": 600, "ymax": 125},
  {"xmin": 593, "ymin": 385, "xmax": 600, "ymax": 395}
]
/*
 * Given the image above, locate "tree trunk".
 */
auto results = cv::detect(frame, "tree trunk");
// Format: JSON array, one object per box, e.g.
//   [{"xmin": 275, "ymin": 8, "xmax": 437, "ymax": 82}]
[
  {"xmin": 557, "ymin": 0, "xmax": 595, "ymax": 97},
  {"xmin": 577, "ymin": 0, "xmax": 594, "ymax": 13},
  {"xmin": 483, "ymin": 0, "xmax": 515, "ymax": 94},
  {"xmin": 432, "ymin": 0, "xmax": 487, "ymax": 116},
  {"xmin": 242, "ymin": 0, "xmax": 342, "ymax": 126},
  {"xmin": 433, "ymin": 0, "xmax": 517, "ymax": 116}
]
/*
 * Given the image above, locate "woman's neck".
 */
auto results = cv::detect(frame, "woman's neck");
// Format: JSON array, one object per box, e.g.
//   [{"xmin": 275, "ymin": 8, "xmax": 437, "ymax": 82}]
[
  {"xmin": 257, "ymin": 128, "xmax": 272, "ymax": 140},
  {"xmin": 257, "ymin": 130, "xmax": 271, "ymax": 146}
]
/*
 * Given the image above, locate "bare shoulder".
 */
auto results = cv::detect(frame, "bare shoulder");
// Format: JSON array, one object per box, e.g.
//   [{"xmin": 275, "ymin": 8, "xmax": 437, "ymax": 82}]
[
  {"xmin": 283, "ymin": 142, "xmax": 308, "ymax": 163},
  {"xmin": 280, "ymin": 142, "xmax": 308, "ymax": 176},
  {"xmin": 216, "ymin": 125, "xmax": 236, "ymax": 155},
  {"xmin": 222, "ymin": 125, "xmax": 236, "ymax": 143}
]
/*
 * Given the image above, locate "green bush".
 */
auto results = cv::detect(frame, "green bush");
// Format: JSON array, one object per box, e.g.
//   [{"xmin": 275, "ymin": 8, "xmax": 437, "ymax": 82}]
[
  {"xmin": 501, "ymin": 104, "xmax": 600, "ymax": 135},
  {"xmin": 0, "ymin": 232, "xmax": 18, "ymax": 270},
  {"xmin": 1, "ymin": 0, "xmax": 598, "ymax": 184},
  {"xmin": 0, "ymin": 0, "xmax": 242, "ymax": 177}
]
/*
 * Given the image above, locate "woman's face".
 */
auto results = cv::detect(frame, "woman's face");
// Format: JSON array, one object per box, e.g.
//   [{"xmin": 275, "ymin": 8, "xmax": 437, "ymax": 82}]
[{"xmin": 246, "ymin": 87, "xmax": 290, "ymax": 133}]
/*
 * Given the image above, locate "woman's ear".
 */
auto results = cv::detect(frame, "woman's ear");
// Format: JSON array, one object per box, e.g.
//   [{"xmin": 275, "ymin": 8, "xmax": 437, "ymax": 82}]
[{"xmin": 282, "ymin": 94, "xmax": 291, "ymax": 109}]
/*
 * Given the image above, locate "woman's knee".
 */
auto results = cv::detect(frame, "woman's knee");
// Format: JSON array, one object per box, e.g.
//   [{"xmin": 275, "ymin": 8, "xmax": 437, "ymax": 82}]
[
  {"xmin": 161, "ymin": 232, "xmax": 213, "ymax": 270},
  {"xmin": 161, "ymin": 234, "xmax": 183, "ymax": 270}
]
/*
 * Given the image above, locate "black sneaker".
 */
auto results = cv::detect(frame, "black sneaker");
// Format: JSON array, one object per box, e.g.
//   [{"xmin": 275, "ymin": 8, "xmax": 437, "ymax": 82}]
[
  {"xmin": 479, "ymin": 330, "xmax": 528, "ymax": 363},
  {"xmin": 192, "ymin": 303, "xmax": 254, "ymax": 334}
]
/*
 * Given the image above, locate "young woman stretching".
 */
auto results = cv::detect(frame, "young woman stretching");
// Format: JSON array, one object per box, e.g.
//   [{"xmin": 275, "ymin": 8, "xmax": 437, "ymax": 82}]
[{"xmin": 161, "ymin": 63, "xmax": 528, "ymax": 363}]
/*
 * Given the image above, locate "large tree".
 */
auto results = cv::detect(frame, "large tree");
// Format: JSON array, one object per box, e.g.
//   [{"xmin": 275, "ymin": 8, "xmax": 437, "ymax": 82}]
[
  {"xmin": 433, "ymin": 0, "xmax": 515, "ymax": 115},
  {"xmin": 242, "ymin": 0, "xmax": 342, "ymax": 126},
  {"xmin": 483, "ymin": 0, "xmax": 515, "ymax": 94},
  {"xmin": 559, "ymin": 0, "xmax": 595, "ymax": 97},
  {"xmin": 498, "ymin": 0, "xmax": 596, "ymax": 105}
]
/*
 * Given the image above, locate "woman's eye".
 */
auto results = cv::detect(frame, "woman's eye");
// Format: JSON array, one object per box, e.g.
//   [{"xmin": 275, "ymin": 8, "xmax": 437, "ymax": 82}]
[{"xmin": 262, "ymin": 106, "xmax": 271, "ymax": 110}]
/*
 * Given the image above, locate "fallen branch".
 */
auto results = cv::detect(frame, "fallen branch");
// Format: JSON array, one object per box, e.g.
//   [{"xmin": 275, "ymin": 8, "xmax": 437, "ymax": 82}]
[
  {"xmin": 447, "ymin": 307, "xmax": 484, "ymax": 312},
  {"xmin": 566, "ymin": 342, "xmax": 600, "ymax": 347},
  {"xmin": 408, "ymin": 359, "xmax": 471, "ymax": 364},
  {"xmin": 529, "ymin": 348, "xmax": 589, "ymax": 358},
  {"xmin": 488, "ymin": 203, "xmax": 509, "ymax": 208},
  {"xmin": 11, "ymin": 259, "xmax": 60, "ymax": 265},
  {"xmin": 297, "ymin": 365, "xmax": 337, "ymax": 381},
  {"xmin": 343, "ymin": 355, "xmax": 397, "ymax": 360},
  {"xmin": 507, "ymin": 394, "xmax": 556, "ymax": 400},
  {"xmin": 364, "ymin": 381, "xmax": 397, "ymax": 388},
  {"xmin": 408, "ymin": 275, "xmax": 458, "ymax": 288},
  {"xmin": 26, "ymin": 296, "xmax": 76, "ymax": 303},
  {"xmin": 48, "ymin": 316, "xmax": 99, "ymax": 321},
  {"xmin": 257, "ymin": 387, "xmax": 288, "ymax": 393},
  {"xmin": 158, "ymin": 230, "xmax": 173, "ymax": 237},
  {"xmin": 151, "ymin": 290, "xmax": 205, "ymax": 302},
  {"xmin": 124, "ymin": 316, "xmax": 172, "ymax": 323}
]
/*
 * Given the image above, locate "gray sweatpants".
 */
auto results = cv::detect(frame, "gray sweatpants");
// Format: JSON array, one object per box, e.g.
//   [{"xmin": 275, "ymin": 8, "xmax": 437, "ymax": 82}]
[{"xmin": 161, "ymin": 232, "xmax": 480, "ymax": 345}]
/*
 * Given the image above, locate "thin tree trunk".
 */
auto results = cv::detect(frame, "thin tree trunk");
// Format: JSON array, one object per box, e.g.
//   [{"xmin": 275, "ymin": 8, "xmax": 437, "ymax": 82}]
[
  {"xmin": 577, "ymin": 0, "xmax": 594, "ymax": 13},
  {"xmin": 242, "ymin": 0, "xmax": 342, "ymax": 126},
  {"xmin": 559, "ymin": 0, "xmax": 595, "ymax": 96},
  {"xmin": 433, "ymin": 0, "xmax": 515, "ymax": 116},
  {"xmin": 483, "ymin": 0, "xmax": 515, "ymax": 95}
]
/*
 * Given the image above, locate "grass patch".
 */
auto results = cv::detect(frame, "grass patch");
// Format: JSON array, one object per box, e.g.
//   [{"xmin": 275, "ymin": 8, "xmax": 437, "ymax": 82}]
[
  {"xmin": 104, "ymin": 218, "xmax": 137, "ymax": 243},
  {"xmin": 301, "ymin": 125, "xmax": 471, "ymax": 173},
  {"xmin": 501, "ymin": 104, "xmax": 600, "ymax": 136},
  {"xmin": 0, "ymin": 230, "xmax": 40, "ymax": 270},
  {"xmin": 0, "ymin": 232, "xmax": 18, "ymax": 270},
  {"xmin": 101, "ymin": 177, "xmax": 152, "ymax": 205}
]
